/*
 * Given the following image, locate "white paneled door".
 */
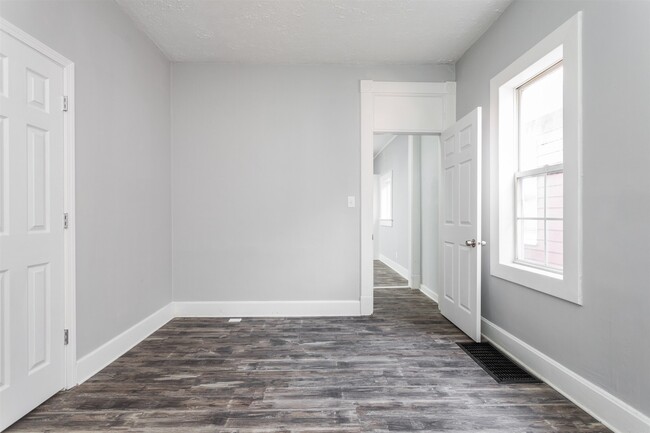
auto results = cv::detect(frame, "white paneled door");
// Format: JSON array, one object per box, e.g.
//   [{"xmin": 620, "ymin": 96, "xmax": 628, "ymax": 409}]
[
  {"xmin": 439, "ymin": 108, "xmax": 483, "ymax": 342},
  {"xmin": 0, "ymin": 28, "xmax": 66, "ymax": 430}
]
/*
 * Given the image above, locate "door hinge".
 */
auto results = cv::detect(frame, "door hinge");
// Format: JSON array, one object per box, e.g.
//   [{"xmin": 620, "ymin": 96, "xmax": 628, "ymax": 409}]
[
  {"xmin": 64, "ymin": 329, "xmax": 69, "ymax": 345},
  {"xmin": 63, "ymin": 212, "xmax": 69, "ymax": 229},
  {"xmin": 62, "ymin": 96, "xmax": 68, "ymax": 112}
]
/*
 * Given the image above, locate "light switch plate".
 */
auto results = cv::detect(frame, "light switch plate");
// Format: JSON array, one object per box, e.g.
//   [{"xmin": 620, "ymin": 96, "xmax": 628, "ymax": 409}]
[{"xmin": 347, "ymin": 196, "xmax": 356, "ymax": 207}]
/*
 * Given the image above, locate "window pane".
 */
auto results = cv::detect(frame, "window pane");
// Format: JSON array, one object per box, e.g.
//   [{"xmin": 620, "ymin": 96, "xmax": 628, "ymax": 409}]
[
  {"xmin": 546, "ymin": 172, "xmax": 563, "ymax": 219},
  {"xmin": 547, "ymin": 220, "xmax": 564, "ymax": 270},
  {"xmin": 518, "ymin": 63, "xmax": 563, "ymax": 171},
  {"xmin": 517, "ymin": 219, "xmax": 545, "ymax": 265},
  {"xmin": 519, "ymin": 175, "xmax": 545, "ymax": 218}
]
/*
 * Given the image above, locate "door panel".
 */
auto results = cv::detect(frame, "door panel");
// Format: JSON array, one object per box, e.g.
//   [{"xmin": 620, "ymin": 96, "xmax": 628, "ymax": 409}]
[
  {"xmin": 439, "ymin": 108, "xmax": 482, "ymax": 342},
  {"xmin": 0, "ymin": 270, "xmax": 7, "ymax": 390},
  {"xmin": 27, "ymin": 263, "xmax": 50, "ymax": 373},
  {"xmin": 0, "ymin": 26, "xmax": 66, "ymax": 430},
  {"xmin": 0, "ymin": 116, "xmax": 6, "ymax": 234},
  {"xmin": 458, "ymin": 246, "xmax": 472, "ymax": 311},
  {"xmin": 459, "ymin": 160, "xmax": 472, "ymax": 225},
  {"xmin": 27, "ymin": 125, "xmax": 50, "ymax": 232},
  {"xmin": 443, "ymin": 242, "xmax": 454, "ymax": 301},
  {"xmin": 443, "ymin": 167, "xmax": 454, "ymax": 224}
]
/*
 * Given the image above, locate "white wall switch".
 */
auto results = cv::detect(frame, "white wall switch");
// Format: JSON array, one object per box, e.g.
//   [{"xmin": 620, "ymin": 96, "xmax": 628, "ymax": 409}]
[{"xmin": 347, "ymin": 196, "xmax": 356, "ymax": 207}]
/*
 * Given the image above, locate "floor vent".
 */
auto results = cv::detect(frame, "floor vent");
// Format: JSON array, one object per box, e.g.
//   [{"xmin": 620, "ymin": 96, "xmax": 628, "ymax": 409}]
[
  {"xmin": 228, "ymin": 318, "xmax": 242, "ymax": 323},
  {"xmin": 458, "ymin": 342, "xmax": 541, "ymax": 384}
]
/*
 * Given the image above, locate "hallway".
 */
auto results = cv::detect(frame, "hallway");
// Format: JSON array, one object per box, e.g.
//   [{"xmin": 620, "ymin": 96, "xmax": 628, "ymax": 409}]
[{"xmin": 373, "ymin": 260, "xmax": 409, "ymax": 288}]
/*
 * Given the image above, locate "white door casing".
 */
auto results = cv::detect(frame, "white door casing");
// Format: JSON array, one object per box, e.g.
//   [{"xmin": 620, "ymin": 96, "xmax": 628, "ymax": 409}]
[
  {"xmin": 407, "ymin": 135, "xmax": 421, "ymax": 289},
  {"xmin": 360, "ymin": 80, "xmax": 456, "ymax": 315},
  {"xmin": 439, "ymin": 108, "xmax": 483, "ymax": 342},
  {"xmin": 0, "ymin": 21, "xmax": 73, "ymax": 430}
]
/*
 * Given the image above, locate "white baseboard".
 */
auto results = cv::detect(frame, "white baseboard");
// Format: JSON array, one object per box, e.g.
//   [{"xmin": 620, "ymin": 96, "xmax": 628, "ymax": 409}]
[
  {"xmin": 76, "ymin": 304, "xmax": 173, "ymax": 385},
  {"xmin": 173, "ymin": 300, "xmax": 361, "ymax": 318},
  {"xmin": 378, "ymin": 254, "xmax": 409, "ymax": 280},
  {"xmin": 419, "ymin": 284, "xmax": 438, "ymax": 304},
  {"xmin": 482, "ymin": 318, "xmax": 650, "ymax": 433}
]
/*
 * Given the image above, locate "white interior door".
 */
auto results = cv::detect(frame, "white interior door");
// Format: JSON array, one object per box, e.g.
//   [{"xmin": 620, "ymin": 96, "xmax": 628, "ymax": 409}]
[
  {"xmin": 439, "ymin": 107, "xmax": 483, "ymax": 342},
  {"xmin": 0, "ymin": 28, "xmax": 66, "ymax": 430}
]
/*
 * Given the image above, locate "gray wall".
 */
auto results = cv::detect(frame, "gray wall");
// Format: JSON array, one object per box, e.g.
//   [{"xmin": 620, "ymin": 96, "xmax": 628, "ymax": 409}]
[
  {"xmin": 374, "ymin": 136, "xmax": 409, "ymax": 272},
  {"xmin": 420, "ymin": 135, "xmax": 439, "ymax": 293},
  {"xmin": 456, "ymin": 0, "xmax": 650, "ymax": 415},
  {"xmin": 171, "ymin": 63, "xmax": 454, "ymax": 302},
  {"xmin": 0, "ymin": 0, "xmax": 172, "ymax": 358}
]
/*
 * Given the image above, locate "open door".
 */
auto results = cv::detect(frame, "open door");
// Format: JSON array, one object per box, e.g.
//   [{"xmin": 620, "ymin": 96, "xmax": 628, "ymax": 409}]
[
  {"xmin": 0, "ymin": 24, "xmax": 68, "ymax": 430},
  {"xmin": 439, "ymin": 107, "xmax": 483, "ymax": 342}
]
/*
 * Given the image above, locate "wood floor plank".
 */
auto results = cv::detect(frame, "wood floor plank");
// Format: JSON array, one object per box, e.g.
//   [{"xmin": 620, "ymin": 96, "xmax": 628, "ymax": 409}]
[
  {"xmin": 8, "ymin": 289, "xmax": 611, "ymax": 432},
  {"xmin": 373, "ymin": 261, "xmax": 408, "ymax": 287}
]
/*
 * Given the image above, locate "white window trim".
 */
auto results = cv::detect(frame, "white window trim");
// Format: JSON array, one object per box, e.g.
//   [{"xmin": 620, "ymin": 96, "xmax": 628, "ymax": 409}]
[
  {"xmin": 490, "ymin": 12, "xmax": 583, "ymax": 305},
  {"xmin": 379, "ymin": 171, "xmax": 393, "ymax": 226}
]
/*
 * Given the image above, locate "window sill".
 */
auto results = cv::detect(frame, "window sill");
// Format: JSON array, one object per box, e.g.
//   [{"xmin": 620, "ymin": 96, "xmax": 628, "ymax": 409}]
[{"xmin": 491, "ymin": 260, "xmax": 582, "ymax": 306}]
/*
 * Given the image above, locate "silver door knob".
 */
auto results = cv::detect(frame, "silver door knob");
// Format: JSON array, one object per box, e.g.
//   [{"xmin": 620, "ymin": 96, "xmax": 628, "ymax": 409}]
[{"xmin": 465, "ymin": 239, "xmax": 487, "ymax": 248}]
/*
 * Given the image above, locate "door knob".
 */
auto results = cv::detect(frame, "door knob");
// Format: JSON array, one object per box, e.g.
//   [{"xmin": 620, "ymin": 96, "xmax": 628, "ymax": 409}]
[{"xmin": 465, "ymin": 239, "xmax": 487, "ymax": 248}]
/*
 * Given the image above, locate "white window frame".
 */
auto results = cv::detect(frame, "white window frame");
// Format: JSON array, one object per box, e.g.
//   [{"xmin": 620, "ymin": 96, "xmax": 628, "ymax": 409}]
[
  {"xmin": 379, "ymin": 171, "xmax": 393, "ymax": 226},
  {"xmin": 490, "ymin": 12, "xmax": 583, "ymax": 304}
]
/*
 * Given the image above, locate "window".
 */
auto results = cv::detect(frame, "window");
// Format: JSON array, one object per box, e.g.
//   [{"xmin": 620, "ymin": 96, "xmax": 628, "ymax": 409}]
[
  {"xmin": 515, "ymin": 62, "xmax": 564, "ymax": 272},
  {"xmin": 379, "ymin": 171, "xmax": 393, "ymax": 226},
  {"xmin": 490, "ymin": 13, "xmax": 582, "ymax": 304}
]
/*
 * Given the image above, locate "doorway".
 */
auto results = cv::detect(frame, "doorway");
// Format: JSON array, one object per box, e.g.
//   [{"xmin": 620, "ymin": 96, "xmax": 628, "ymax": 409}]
[
  {"xmin": 372, "ymin": 134, "xmax": 439, "ymax": 294},
  {"xmin": 360, "ymin": 80, "xmax": 483, "ymax": 343},
  {"xmin": 359, "ymin": 80, "xmax": 455, "ymax": 315}
]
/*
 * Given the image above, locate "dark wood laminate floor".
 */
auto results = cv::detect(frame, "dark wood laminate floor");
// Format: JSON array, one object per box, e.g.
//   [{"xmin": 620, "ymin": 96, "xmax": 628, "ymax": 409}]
[
  {"xmin": 9, "ymin": 289, "xmax": 610, "ymax": 432},
  {"xmin": 374, "ymin": 260, "xmax": 408, "ymax": 287}
]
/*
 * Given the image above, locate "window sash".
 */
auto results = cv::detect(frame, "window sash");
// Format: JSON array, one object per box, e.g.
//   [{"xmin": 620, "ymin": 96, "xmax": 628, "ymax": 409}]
[
  {"xmin": 514, "ymin": 165, "xmax": 564, "ymax": 274},
  {"xmin": 515, "ymin": 163, "xmax": 563, "ymax": 180},
  {"xmin": 516, "ymin": 61, "xmax": 564, "ymax": 173}
]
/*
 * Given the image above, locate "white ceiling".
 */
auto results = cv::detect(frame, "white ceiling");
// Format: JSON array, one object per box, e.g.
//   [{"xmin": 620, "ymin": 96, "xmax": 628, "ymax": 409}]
[{"xmin": 116, "ymin": 0, "xmax": 511, "ymax": 64}]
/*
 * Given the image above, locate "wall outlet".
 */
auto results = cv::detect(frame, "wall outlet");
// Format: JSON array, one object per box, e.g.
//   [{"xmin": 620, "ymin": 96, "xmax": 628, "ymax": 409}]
[{"xmin": 347, "ymin": 196, "xmax": 356, "ymax": 208}]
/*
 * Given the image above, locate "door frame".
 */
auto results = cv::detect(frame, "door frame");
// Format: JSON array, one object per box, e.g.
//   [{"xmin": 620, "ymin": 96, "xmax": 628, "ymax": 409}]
[
  {"xmin": 359, "ymin": 80, "xmax": 456, "ymax": 315},
  {"xmin": 0, "ymin": 18, "xmax": 77, "ymax": 388}
]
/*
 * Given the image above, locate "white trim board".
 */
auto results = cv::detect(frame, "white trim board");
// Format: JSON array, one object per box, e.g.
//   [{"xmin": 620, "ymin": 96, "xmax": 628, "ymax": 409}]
[
  {"xmin": 419, "ymin": 284, "xmax": 439, "ymax": 304},
  {"xmin": 76, "ymin": 305, "xmax": 173, "ymax": 385},
  {"xmin": 173, "ymin": 300, "xmax": 360, "ymax": 317},
  {"xmin": 378, "ymin": 255, "xmax": 409, "ymax": 281},
  {"xmin": 482, "ymin": 318, "xmax": 650, "ymax": 433}
]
